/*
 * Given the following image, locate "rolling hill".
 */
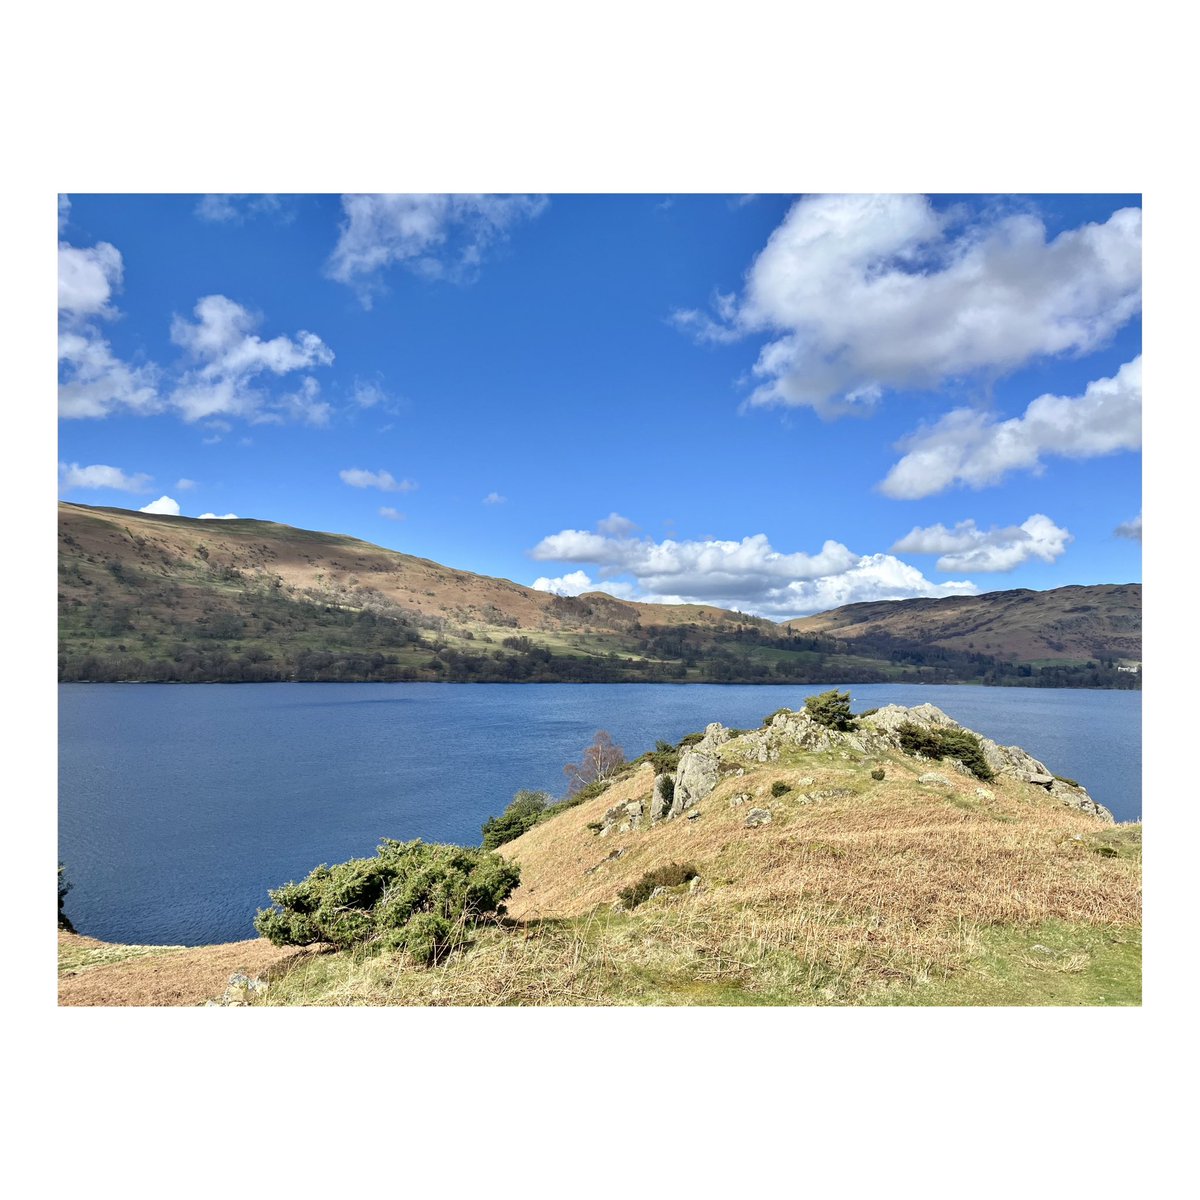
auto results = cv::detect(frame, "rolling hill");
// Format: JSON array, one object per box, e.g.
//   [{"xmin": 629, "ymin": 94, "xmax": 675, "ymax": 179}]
[{"xmin": 57, "ymin": 502, "xmax": 1140, "ymax": 687}]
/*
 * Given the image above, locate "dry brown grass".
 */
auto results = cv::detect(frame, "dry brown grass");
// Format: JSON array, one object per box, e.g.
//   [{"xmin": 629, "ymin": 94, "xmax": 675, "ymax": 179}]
[
  {"xmin": 58, "ymin": 742, "xmax": 1140, "ymax": 1006},
  {"xmin": 496, "ymin": 752, "xmax": 1140, "ymax": 995}
]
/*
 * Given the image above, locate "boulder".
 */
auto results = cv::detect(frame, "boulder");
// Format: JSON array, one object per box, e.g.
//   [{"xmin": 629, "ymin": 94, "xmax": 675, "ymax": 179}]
[
  {"xmin": 918, "ymin": 772, "xmax": 953, "ymax": 787},
  {"xmin": 671, "ymin": 747, "xmax": 720, "ymax": 817},
  {"xmin": 650, "ymin": 773, "xmax": 674, "ymax": 822}
]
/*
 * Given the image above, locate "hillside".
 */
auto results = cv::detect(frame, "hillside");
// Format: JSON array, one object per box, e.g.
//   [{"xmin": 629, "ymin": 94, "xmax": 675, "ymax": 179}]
[
  {"xmin": 786, "ymin": 585, "xmax": 1141, "ymax": 670},
  {"xmin": 58, "ymin": 502, "xmax": 1139, "ymax": 687},
  {"xmin": 58, "ymin": 700, "xmax": 1141, "ymax": 1006}
]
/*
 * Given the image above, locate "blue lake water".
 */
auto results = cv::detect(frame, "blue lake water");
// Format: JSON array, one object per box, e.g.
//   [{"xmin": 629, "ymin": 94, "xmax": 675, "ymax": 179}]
[{"xmin": 58, "ymin": 682, "xmax": 1142, "ymax": 946}]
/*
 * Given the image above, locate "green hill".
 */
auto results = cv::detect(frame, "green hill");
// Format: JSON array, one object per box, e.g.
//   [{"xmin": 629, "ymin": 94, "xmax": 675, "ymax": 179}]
[{"xmin": 58, "ymin": 502, "xmax": 1140, "ymax": 687}]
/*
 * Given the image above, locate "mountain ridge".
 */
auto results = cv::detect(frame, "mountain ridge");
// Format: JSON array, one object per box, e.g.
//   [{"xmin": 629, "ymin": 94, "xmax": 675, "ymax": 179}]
[{"xmin": 58, "ymin": 502, "xmax": 1140, "ymax": 687}]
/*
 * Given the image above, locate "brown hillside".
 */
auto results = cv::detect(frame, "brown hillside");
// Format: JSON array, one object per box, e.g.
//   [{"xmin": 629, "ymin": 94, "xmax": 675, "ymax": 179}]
[{"xmin": 784, "ymin": 584, "xmax": 1141, "ymax": 664}]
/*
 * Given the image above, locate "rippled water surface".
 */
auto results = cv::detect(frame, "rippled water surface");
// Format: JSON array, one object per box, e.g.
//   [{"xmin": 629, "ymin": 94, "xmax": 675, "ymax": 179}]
[{"xmin": 59, "ymin": 683, "xmax": 1141, "ymax": 945}]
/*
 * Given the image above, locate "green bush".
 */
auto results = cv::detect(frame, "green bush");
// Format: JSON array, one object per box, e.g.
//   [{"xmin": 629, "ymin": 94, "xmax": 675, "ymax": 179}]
[
  {"xmin": 896, "ymin": 722, "xmax": 995, "ymax": 782},
  {"xmin": 481, "ymin": 789, "xmax": 552, "ymax": 849},
  {"xmin": 770, "ymin": 780, "xmax": 793, "ymax": 797},
  {"xmin": 804, "ymin": 689, "xmax": 857, "ymax": 731},
  {"xmin": 254, "ymin": 838, "xmax": 521, "ymax": 963},
  {"xmin": 58, "ymin": 863, "xmax": 75, "ymax": 932},
  {"xmin": 870, "ymin": 768, "xmax": 886, "ymax": 781},
  {"xmin": 617, "ymin": 862, "xmax": 698, "ymax": 909}
]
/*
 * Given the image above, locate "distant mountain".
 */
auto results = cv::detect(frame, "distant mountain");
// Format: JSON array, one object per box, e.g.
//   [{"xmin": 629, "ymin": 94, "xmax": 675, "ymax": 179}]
[
  {"xmin": 57, "ymin": 503, "xmax": 1139, "ymax": 687},
  {"xmin": 784, "ymin": 585, "xmax": 1141, "ymax": 669}
]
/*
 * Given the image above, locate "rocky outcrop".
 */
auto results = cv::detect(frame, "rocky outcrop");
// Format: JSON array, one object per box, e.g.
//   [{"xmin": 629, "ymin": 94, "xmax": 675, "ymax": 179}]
[
  {"xmin": 597, "ymin": 797, "xmax": 645, "ymax": 837},
  {"xmin": 857, "ymin": 704, "xmax": 1113, "ymax": 820},
  {"xmin": 670, "ymin": 746, "xmax": 720, "ymax": 817}
]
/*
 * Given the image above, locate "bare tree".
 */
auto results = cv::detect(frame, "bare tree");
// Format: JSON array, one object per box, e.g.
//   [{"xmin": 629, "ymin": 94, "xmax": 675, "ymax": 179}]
[{"xmin": 563, "ymin": 730, "xmax": 625, "ymax": 794}]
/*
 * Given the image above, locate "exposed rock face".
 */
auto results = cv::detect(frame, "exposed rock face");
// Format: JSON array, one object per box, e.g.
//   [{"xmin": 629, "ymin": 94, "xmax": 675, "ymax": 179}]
[
  {"xmin": 670, "ymin": 747, "xmax": 720, "ymax": 817},
  {"xmin": 650, "ymin": 773, "xmax": 674, "ymax": 823},
  {"xmin": 597, "ymin": 798, "xmax": 645, "ymax": 837},
  {"xmin": 702, "ymin": 705, "xmax": 1112, "ymax": 822},
  {"xmin": 857, "ymin": 704, "xmax": 1113, "ymax": 820}
]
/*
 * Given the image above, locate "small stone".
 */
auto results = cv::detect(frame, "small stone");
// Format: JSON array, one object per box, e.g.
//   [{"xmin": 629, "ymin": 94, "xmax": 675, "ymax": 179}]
[
  {"xmin": 744, "ymin": 808, "xmax": 772, "ymax": 828},
  {"xmin": 974, "ymin": 787, "xmax": 995, "ymax": 800},
  {"xmin": 918, "ymin": 772, "xmax": 953, "ymax": 787},
  {"xmin": 730, "ymin": 793, "xmax": 749, "ymax": 808},
  {"xmin": 686, "ymin": 811, "xmax": 701, "ymax": 821},
  {"xmin": 1029, "ymin": 944, "xmax": 1054, "ymax": 956}
]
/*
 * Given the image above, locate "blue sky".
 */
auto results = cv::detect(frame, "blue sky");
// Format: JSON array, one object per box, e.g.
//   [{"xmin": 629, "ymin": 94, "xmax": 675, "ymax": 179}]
[{"xmin": 57, "ymin": 192, "xmax": 1141, "ymax": 618}]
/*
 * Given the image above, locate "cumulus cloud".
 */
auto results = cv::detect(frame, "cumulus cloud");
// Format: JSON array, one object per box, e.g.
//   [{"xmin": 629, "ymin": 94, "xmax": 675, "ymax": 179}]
[
  {"xmin": 1115, "ymin": 513, "xmax": 1142, "ymax": 541},
  {"xmin": 880, "ymin": 356, "xmax": 1141, "ymax": 499},
  {"xmin": 139, "ymin": 495, "xmax": 181, "ymax": 516},
  {"xmin": 528, "ymin": 516, "xmax": 976, "ymax": 617},
  {"xmin": 58, "ymin": 237, "xmax": 163, "ymax": 419},
  {"xmin": 199, "ymin": 512, "xmax": 239, "ymax": 520},
  {"xmin": 168, "ymin": 295, "xmax": 334, "ymax": 423},
  {"xmin": 340, "ymin": 468, "xmax": 417, "ymax": 493},
  {"xmin": 327, "ymin": 193, "xmax": 548, "ymax": 302},
  {"xmin": 58, "ymin": 329, "xmax": 161, "ymax": 418},
  {"xmin": 59, "ymin": 240, "xmax": 123, "ymax": 318},
  {"xmin": 892, "ymin": 514, "xmax": 1072, "ymax": 572},
  {"xmin": 483, "ymin": 492, "xmax": 506, "ymax": 505},
  {"xmin": 675, "ymin": 195, "xmax": 1141, "ymax": 417},
  {"xmin": 597, "ymin": 512, "xmax": 638, "ymax": 536},
  {"xmin": 379, "ymin": 507, "xmax": 406, "ymax": 521},
  {"xmin": 59, "ymin": 462, "xmax": 152, "ymax": 493},
  {"xmin": 531, "ymin": 571, "xmax": 639, "ymax": 600},
  {"xmin": 195, "ymin": 194, "xmax": 286, "ymax": 223}
]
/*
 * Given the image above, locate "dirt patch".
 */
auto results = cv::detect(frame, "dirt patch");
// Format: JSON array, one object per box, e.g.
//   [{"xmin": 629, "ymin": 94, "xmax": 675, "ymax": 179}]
[{"xmin": 58, "ymin": 931, "xmax": 313, "ymax": 1007}]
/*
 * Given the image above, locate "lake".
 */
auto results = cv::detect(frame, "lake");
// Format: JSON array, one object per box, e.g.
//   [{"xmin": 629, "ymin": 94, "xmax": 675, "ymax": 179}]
[{"xmin": 58, "ymin": 683, "xmax": 1142, "ymax": 946}]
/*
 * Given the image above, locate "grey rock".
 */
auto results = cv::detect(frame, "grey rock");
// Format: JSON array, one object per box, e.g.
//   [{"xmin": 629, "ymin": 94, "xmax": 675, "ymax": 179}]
[
  {"xmin": 671, "ymin": 747, "xmax": 720, "ymax": 817},
  {"xmin": 730, "ymin": 792, "xmax": 749, "ymax": 808},
  {"xmin": 975, "ymin": 787, "xmax": 995, "ymax": 800},
  {"xmin": 650, "ymin": 773, "xmax": 674, "ymax": 822},
  {"xmin": 918, "ymin": 772, "xmax": 953, "ymax": 787},
  {"xmin": 744, "ymin": 808, "xmax": 772, "ymax": 828},
  {"xmin": 686, "ymin": 810, "xmax": 701, "ymax": 821}
]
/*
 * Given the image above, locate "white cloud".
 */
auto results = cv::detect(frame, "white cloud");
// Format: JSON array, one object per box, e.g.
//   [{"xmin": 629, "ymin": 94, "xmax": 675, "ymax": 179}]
[
  {"xmin": 531, "ymin": 570, "xmax": 638, "ymax": 600},
  {"xmin": 379, "ymin": 507, "xmax": 406, "ymax": 521},
  {"xmin": 176, "ymin": 478, "xmax": 197, "ymax": 490},
  {"xmin": 675, "ymin": 195, "xmax": 1141, "ymax": 416},
  {"xmin": 59, "ymin": 240, "xmax": 123, "ymax": 318},
  {"xmin": 139, "ymin": 495, "xmax": 181, "ymax": 516},
  {"xmin": 892, "ymin": 514, "xmax": 1073, "ymax": 572},
  {"xmin": 351, "ymin": 379, "xmax": 387, "ymax": 408},
  {"xmin": 199, "ymin": 512, "xmax": 239, "ymax": 520},
  {"xmin": 483, "ymin": 492, "xmax": 506, "ymax": 505},
  {"xmin": 340, "ymin": 468, "xmax": 417, "ymax": 493},
  {"xmin": 880, "ymin": 356, "xmax": 1141, "ymax": 499},
  {"xmin": 272, "ymin": 377, "xmax": 331, "ymax": 427},
  {"xmin": 168, "ymin": 295, "xmax": 334, "ymax": 422},
  {"xmin": 327, "ymin": 193, "xmax": 548, "ymax": 302},
  {"xmin": 528, "ymin": 516, "xmax": 975, "ymax": 617},
  {"xmin": 58, "ymin": 329, "xmax": 161, "ymax": 418},
  {"xmin": 59, "ymin": 462, "xmax": 152, "ymax": 493},
  {"xmin": 597, "ymin": 512, "xmax": 638, "ymax": 536},
  {"xmin": 194, "ymin": 194, "xmax": 285, "ymax": 223},
  {"xmin": 58, "ymin": 194, "xmax": 71, "ymax": 233},
  {"xmin": 58, "ymin": 236, "xmax": 163, "ymax": 419},
  {"xmin": 1115, "ymin": 513, "xmax": 1142, "ymax": 541}
]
